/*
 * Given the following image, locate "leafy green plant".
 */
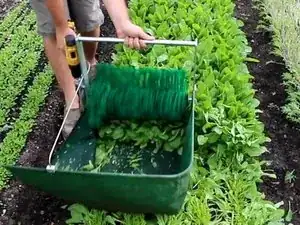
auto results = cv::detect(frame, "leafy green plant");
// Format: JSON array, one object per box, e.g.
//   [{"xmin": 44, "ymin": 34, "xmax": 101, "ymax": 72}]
[
  {"xmin": 98, "ymin": 120, "xmax": 184, "ymax": 152},
  {"xmin": 285, "ymin": 170, "xmax": 296, "ymax": 184},
  {"xmin": 65, "ymin": 0, "xmax": 289, "ymax": 224},
  {"xmin": 254, "ymin": 0, "xmax": 300, "ymax": 124},
  {"xmin": 0, "ymin": 1, "xmax": 29, "ymax": 47},
  {"xmin": 0, "ymin": 65, "xmax": 53, "ymax": 189},
  {"xmin": 66, "ymin": 204, "xmax": 122, "ymax": 225},
  {"xmin": 0, "ymin": 2, "xmax": 27, "ymax": 37},
  {"xmin": 0, "ymin": 11, "xmax": 42, "ymax": 130}
]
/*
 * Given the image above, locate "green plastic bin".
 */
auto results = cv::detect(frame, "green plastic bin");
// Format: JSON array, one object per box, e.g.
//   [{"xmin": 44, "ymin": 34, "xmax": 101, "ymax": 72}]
[
  {"xmin": 5, "ymin": 93, "xmax": 195, "ymax": 215},
  {"xmin": 5, "ymin": 34, "xmax": 198, "ymax": 214}
]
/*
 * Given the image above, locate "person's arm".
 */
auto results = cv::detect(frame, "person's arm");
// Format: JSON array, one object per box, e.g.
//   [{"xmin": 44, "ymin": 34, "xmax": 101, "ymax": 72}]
[
  {"xmin": 102, "ymin": 0, "xmax": 154, "ymax": 49},
  {"xmin": 45, "ymin": 0, "xmax": 68, "ymax": 29},
  {"xmin": 102, "ymin": 0, "xmax": 130, "ymax": 36},
  {"xmin": 45, "ymin": 0, "xmax": 75, "ymax": 50}
]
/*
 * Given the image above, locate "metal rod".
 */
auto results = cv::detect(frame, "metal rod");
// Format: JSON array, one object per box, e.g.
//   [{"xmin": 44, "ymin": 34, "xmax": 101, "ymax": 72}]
[
  {"xmin": 76, "ymin": 36, "xmax": 198, "ymax": 47},
  {"xmin": 76, "ymin": 36, "xmax": 89, "ymax": 90},
  {"xmin": 47, "ymin": 64, "xmax": 90, "ymax": 167}
]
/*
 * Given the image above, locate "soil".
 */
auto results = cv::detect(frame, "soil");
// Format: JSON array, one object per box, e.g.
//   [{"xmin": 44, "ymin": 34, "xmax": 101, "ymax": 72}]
[
  {"xmin": 0, "ymin": 0, "xmax": 21, "ymax": 20},
  {"xmin": 1, "ymin": 0, "xmax": 300, "ymax": 224},
  {"xmin": 235, "ymin": 0, "xmax": 300, "ymax": 223}
]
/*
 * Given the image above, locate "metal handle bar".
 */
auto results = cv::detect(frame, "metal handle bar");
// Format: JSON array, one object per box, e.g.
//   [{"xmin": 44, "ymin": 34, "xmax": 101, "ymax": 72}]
[{"xmin": 76, "ymin": 36, "xmax": 198, "ymax": 47}]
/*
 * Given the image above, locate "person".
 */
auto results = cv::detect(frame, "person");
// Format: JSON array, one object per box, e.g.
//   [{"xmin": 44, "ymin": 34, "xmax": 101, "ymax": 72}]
[{"xmin": 29, "ymin": 0, "xmax": 154, "ymax": 138}]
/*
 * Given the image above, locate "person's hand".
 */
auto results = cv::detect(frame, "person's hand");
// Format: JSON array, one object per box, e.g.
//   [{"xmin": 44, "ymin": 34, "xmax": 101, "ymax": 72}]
[
  {"xmin": 55, "ymin": 25, "xmax": 76, "ymax": 52},
  {"xmin": 116, "ymin": 20, "xmax": 155, "ymax": 49}
]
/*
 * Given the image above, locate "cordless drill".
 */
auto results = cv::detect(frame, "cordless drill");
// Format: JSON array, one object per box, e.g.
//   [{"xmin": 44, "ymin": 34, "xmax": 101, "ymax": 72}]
[{"xmin": 65, "ymin": 20, "xmax": 82, "ymax": 79}]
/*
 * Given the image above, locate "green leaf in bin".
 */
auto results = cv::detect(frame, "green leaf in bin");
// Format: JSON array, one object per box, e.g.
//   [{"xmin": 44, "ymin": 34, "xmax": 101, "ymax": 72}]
[
  {"xmin": 197, "ymin": 135, "xmax": 208, "ymax": 145},
  {"xmin": 81, "ymin": 160, "xmax": 94, "ymax": 171},
  {"xmin": 169, "ymin": 136, "xmax": 182, "ymax": 149},
  {"xmin": 163, "ymin": 142, "xmax": 174, "ymax": 152},
  {"xmin": 207, "ymin": 132, "xmax": 219, "ymax": 143},
  {"xmin": 112, "ymin": 128, "xmax": 124, "ymax": 140}
]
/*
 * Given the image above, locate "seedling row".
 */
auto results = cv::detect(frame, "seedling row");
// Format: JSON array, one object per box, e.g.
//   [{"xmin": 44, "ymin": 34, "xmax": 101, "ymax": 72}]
[
  {"xmin": 0, "ymin": 1, "xmax": 28, "ymax": 47},
  {"xmin": 0, "ymin": 4, "xmax": 53, "ymax": 189},
  {"xmin": 254, "ymin": 0, "xmax": 300, "ymax": 125},
  {"xmin": 0, "ymin": 11, "xmax": 43, "ymax": 132}
]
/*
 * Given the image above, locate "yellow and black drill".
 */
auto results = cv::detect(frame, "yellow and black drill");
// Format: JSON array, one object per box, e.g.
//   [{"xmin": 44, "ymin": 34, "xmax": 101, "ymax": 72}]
[{"xmin": 65, "ymin": 20, "xmax": 82, "ymax": 78}]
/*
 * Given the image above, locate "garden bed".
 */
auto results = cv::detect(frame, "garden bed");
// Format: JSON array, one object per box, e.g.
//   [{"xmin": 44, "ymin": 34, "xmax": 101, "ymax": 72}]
[
  {"xmin": 0, "ymin": 0, "xmax": 300, "ymax": 224},
  {"xmin": 235, "ymin": 1, "xmax": 300, "ymax": 223}
]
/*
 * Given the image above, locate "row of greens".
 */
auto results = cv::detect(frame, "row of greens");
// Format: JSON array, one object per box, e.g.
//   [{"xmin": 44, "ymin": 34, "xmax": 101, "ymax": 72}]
[
  {"xmin": 254, "ymin": 0, "xmax": 300, "ymax": 124},
  {"xmin": 66, "ymin": 0, "xmax": 289, "ymax": 224},
  {"xmin": 0, "ymin": 5, "xmax": 53, "ymax": 189},
  {"xmin": 0, "ymin": 10, "xmax": 43, "ymax": 130},
  {"xmin": 0, "ymin": 1, "xmax": 28, "ymax": 47},
  {"xmin": 0, "ymin": 65, "xmax": 53, "ymax": 189}
]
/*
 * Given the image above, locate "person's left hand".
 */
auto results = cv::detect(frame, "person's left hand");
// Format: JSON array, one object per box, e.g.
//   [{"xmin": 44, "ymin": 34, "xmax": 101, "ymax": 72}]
[{"xmin": 116, "ymin": 20, "xmax": 155, "ymax": 49}]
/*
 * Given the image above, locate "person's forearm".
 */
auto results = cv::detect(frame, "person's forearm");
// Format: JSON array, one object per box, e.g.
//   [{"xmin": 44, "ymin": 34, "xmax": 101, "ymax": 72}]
[
  {"xmin": 102, "ymin": 0, "xmax": 130, "ymax": 31},
  {"xmin": 45, "ymin": 0, "xmax": 68, "ymax": 29}
]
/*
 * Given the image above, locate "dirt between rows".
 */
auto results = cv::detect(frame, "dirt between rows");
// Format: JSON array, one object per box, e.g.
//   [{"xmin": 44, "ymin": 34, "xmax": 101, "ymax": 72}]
[
  {"xmin": 235, "ymin": 0, "xmax": 300, "ymax": 224},
  {"xmin": 0, "ymin": 0, "xmax": 300, "ymax": 224}
]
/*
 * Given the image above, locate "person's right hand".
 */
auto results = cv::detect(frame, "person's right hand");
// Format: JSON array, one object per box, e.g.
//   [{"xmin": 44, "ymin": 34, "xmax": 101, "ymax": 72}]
[{"xmin": 55, "ymin": 26, "xmax": 76, "ymax": 52}]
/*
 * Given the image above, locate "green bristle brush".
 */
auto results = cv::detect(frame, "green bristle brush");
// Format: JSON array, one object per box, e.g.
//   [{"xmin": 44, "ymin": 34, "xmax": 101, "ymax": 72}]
[{"xmin": 85, "ymin": 63, "xmax": 190, "ymax": 129}]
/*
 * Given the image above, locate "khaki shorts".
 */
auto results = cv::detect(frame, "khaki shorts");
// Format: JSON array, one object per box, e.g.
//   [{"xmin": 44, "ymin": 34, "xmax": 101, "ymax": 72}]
[{"xmin": 29, "ymin": 0, "xmax": 105, "ymax": 36}]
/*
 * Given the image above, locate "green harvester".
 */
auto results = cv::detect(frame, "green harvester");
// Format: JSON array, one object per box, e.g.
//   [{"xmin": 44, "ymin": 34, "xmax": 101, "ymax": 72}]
[{"xmin": 4, "ymin": 35, "xmax": 198, "ymax": 215}]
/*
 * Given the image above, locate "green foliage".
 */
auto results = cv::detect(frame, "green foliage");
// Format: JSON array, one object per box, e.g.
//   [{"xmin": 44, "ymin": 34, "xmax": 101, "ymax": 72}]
[
  {"xmin": 0, "ymin": 1, "xmax": 29, "ymax": 46},
  {"xmin": 66, "ymin": 0, "xmax": 290, "ymax": 223},
  {"xmin": 0, "ymin": 11, "xmax": 42, "ymax": 130},
  {"xmin": 84, "ymin": 120, "xmax": 185, "ymax": 172},
  {"xmin": 99, "ymin": 121, "xmax": 184, "ymax": 150},
  {"xmin": 0, "ymin": 65, "xmax": 53, "ymax": 189},
  {"xmin": 0, "ymin": 5, "xmax": 54, "ymax": 190},
  {"xmin": 66, "ymin": 204, "xmax": 150, "ymax": 225},
  {"xmin": 0, "ymin": 2, "xmax": 25, "ymax": 28},
  {"xmin": 254, "ymin": 0, "xmax": 300, "ymax": 124}
]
